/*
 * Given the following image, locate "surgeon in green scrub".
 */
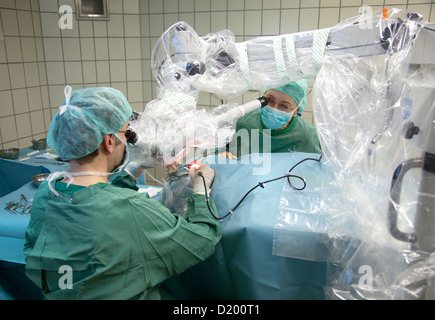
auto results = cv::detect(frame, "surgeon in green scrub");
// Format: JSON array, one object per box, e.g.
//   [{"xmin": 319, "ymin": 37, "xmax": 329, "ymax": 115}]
[
  {"xmin": 23, "ymin": 86, "xmax": 222, "ymax": 300},
  {"xmin": 228, "ymin": 79, "xmax": 321, "ymax": 157}
]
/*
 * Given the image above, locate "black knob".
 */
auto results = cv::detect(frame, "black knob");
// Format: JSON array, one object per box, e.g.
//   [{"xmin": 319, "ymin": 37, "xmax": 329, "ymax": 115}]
[{"xmin": 403, "ymin": 121, "xmax": 420, "ymax": 139}]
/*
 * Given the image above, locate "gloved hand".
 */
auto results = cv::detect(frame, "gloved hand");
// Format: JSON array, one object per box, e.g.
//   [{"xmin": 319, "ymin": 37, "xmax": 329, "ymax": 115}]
[
  {"xmin": 125, "ymin": 161, "xmax": 150, "ymax": 181},
  {"xmin": 189, "ymin": 164, "xmax": 215, "ymax": 195},
  {"xmin": 217, "ymin": 151, "xmax": 237, "ymax": 160}
]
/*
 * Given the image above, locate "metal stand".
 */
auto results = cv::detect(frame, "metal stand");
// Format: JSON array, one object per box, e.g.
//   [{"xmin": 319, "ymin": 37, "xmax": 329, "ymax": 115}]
[
  {"xmin": 387, "ymin": 80, "xmax": 435, "ymax": 299},
  {"xmin": 413, "ymin": 108, "xmax": 435, "ymax": 299}
]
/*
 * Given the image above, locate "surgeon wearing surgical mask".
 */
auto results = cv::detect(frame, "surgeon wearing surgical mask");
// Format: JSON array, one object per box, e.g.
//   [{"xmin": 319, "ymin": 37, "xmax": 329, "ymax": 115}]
[
  {"xmin": 230, "ymin": 79, "xmax": 322, "ymax": 157},
  {"xmin": 23, "ymin": 86, "xmax": 221, "ymax": 300},
  {"xmin": 262, "ymin": 87, "xmax": 300, "ymax": 130}
]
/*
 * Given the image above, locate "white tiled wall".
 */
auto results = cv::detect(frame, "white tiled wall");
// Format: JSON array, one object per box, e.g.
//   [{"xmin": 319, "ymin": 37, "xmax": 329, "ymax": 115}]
[
  {"xmin": 1, "ymin": 0, "xmax": 434, "ymax": 183},
  {"xmin": 0, "ymin": 0, "xmax": 48, "ymax": 149},
  {"xmin": 39, "ymin": 0, "xmax": 145, "ymax": 120}
]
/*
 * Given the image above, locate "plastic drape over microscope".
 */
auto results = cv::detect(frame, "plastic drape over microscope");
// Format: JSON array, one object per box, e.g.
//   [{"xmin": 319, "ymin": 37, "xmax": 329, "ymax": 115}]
[{"xmin": 128, "ymin": 19, "xmax": 331, "ymax": 166}]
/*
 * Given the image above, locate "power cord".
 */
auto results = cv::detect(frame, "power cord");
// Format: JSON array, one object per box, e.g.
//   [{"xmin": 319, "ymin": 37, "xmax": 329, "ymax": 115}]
[
  {"xmin": 286, "ymin": 155, "xmax": 323, "ymax": 190},
  {"xmin": 197, "ymin": 170, "xmax": 222, "ymax": 220},
  {"xmin": 198, "ymin": 154, "xmax": 323, "ymax": 221}
]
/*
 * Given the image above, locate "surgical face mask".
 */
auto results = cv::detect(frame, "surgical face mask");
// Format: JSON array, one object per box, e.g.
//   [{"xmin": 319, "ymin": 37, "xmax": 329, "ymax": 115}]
[{"xmin": 261, "ymin": 105, "xmax": 295, "ymax": 130}]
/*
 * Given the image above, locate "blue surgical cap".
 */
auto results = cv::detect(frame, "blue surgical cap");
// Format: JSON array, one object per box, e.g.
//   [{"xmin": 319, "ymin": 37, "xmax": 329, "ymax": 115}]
[
  {"xmin": 47, "ymin": 86, "xmax": 132, "ymax": 160},
  {"xmin": 266, "ymin": 79, "xmax": 308, "ymax": 112}
]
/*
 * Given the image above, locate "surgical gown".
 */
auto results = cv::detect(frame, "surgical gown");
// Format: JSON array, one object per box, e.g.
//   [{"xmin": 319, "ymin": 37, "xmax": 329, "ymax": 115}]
[{"xmin": 23, "ymin": 172, "xmax": 222, "ymax": 300}]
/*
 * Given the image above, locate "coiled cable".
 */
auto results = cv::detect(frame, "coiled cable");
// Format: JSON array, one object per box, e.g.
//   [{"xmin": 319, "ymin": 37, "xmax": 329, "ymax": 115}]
[{"xmin": 199, "ymin": 154, "xmax": 323, "ymax": 220}]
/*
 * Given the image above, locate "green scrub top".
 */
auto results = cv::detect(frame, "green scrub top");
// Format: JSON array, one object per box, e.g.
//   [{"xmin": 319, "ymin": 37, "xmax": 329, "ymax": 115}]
[
  {"xmin": 229, "ymin": 109, "xmax": 322, "ymax": 157},
  {"xmin": 23, "ymin": 172, "xmax": 222, "ymax": 300}
]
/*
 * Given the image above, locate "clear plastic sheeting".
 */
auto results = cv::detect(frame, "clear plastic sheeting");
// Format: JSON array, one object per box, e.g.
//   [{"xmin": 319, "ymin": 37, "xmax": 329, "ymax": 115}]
[
  {"xmin": 128, "ymin": 13, "xmax": 380, "ymax": 166},
  {"xmin": 129, "ymin": 22, "xmax": 249, "ymax": 166},
  {"xmin": 273, "ymin": 156, "xmax": 331, "ymax": 262},
  {"xmin": 129, "ymin": 101, "xmax": 239, "ymax": 166},
  {"xmin": 152, "ymin": 23, "xmax": 245, "ymax": 100},
  {"xmin": 150, "ymin": 21, "xmax": 324, "ymax": 99},
  {"xmin": 159, "ymin": 173, "xmax": 193, "ymax": 217},
  {"xmin": 309, "ymin": 10, "xmax": 435, "ymax": 299},
  {"xmin": 319, "ymin": 64, "xmax": 435, "ymax": 300}
]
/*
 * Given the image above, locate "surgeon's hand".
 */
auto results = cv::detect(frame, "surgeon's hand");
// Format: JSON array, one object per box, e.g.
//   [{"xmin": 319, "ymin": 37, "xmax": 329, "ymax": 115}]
[
  {"xmin": 189, "ymin": 164, "xmax": 215, "ymax": 195},
  {"xmin": 165, "ymin": 160, "xmax": 181, "ymax": 171},
  {"xmin": 218, "ymin": 151, "xmax": 237, "ymax": 159}
]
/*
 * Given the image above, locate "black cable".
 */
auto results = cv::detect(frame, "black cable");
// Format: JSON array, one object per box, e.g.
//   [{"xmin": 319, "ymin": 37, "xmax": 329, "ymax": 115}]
[
  {"xmin": 199, "ymin": 172, "xmax": 307, "ymax": 221},
  {"xmin": 199, "ymin": 154, "xmax": 323, "ymax": 221},
  {"xmin": 198, "ymin": 171, "xmax": 222, "ymax": 220},
  {"xmin": 287, "ymin": 155, "xmax": 323, "ymax": 190}
]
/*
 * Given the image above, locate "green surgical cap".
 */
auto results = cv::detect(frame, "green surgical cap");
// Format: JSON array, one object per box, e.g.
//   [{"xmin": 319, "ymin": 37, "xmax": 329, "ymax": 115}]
[
  {"xmin": 47, "ymin": 86, "xmax": 132, "ymax": 160},
  {"xmin": 266, "ymin": 79, "xmax": 308, "ymax": 112}
]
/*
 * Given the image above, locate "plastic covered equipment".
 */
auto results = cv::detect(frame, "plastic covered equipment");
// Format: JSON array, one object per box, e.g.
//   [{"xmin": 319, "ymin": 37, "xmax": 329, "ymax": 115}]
[
  {"xmin": 271, "ymin": 9, "xmax": 435, "ymax": 300},
  {"xmin": 129, "ymin": 24, "xmax": 244, "ymax": 167},
  {"xmin": 132, "ymin": 7, "xmax": 435, "ymax": 300},
  {"xmin": 128, "ymin": 8, "xmax": 399, "ymax": 166},
  {"xmin": 309, "ymin": 10, "xmax": 435, "ymax": 299},
  {"xmin": 128, "ymin": 18, "xmax": 333, "ymax": 166}
]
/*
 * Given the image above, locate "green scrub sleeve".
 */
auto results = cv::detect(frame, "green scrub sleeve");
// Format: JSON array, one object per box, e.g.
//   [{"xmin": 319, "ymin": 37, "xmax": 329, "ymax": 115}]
[{"xmin": 131, "ymin": 193, "xmax": 222, "ymax": 287}]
